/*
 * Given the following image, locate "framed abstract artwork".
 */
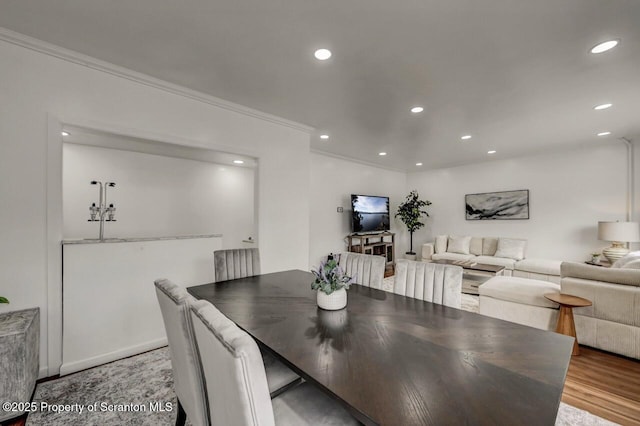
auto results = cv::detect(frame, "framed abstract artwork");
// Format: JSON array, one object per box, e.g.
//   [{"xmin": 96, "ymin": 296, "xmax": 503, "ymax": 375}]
[{"xmin": 465, "ymin": 189, "xmax": 529, "ymax": 220}]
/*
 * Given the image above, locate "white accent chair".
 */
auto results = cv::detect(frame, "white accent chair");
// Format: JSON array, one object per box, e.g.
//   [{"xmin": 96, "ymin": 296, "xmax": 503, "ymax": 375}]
[
  {"xmin": 214, "ymin": 248, "xmax": 261, "ymax": 282},
  {"xmin": 561, "ymin": 261, "xmax": 640, "ymax": 359},
  {"xmin": 154, "ymin": 279, "xmax": 210, "ymax": 426},
  {"xmin": 338, "ymin": 252, "xmax": 385, "ymax": 289},
  {"xmin": 393, "ymin": 259, "xmax": 463, "ymax": 308},
  {"xmin": 189, "ymin": 300, "xmax": 359, "ymax": 426}
]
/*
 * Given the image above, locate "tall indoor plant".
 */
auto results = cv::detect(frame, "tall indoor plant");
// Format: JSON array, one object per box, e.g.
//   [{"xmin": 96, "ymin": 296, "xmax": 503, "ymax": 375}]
[{"xmin": 395, "ymin": 190, "xmax": 432, "ymax": 258}]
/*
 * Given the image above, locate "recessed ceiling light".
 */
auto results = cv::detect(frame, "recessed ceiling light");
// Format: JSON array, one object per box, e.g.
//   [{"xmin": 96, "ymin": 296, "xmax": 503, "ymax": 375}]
[
  {"xmin": 410, "ymin": 106, "xmax": 424, "ymax": 114},
  {"xmin": 487, "ymin": 150, "xmax": 496, "ymax": 154},
  {"xmin": 597, "ymin": 131, "xmax": 611, "ymax": 137},
  {"xmin": 233, "ymin": 160, "xmax": 244, "ymax": 164},
  {"xmin": 590, "ymin": 40, "xmax": 619, "ymax": 54},
  {"xmin": 314, "ymin": 49, "xmax": 332, "ymax": 60},
  {"xmin": 61, "ymin": 131, "xmax": 70, "ymax": 136},
  {"xmin": 378, "ymin": 152, "xmax": 387, "ymax": 156},
  {"xmin": 320, "ymin": 134, "xmax": 329, "ymax": 140},
  {"xmin": 461, "ymin": 135, "xmax": 472, "ymax": 140},
  {"xmin": 594, "ymin": 103, "xmax": 612, "ymax": 110},
  {"xmin": 416, "ymin": 163, "xmax": 423, "ymax": 166}
]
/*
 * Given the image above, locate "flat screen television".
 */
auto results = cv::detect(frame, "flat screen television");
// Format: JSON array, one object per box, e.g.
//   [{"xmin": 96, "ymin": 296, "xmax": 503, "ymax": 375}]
[{"xmin": 351, "ymin": 194, "xmax": 390, "ymax": 233}]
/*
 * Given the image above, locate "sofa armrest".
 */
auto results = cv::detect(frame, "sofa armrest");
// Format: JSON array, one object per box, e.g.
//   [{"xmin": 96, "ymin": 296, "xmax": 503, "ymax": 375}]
[
  {"xmin": 421, "ymin": 243, "xmax": 434, "ymax": 261},
  {"xmin": 560, "ymin": 262, "xmax": 640, "ymax": 287}
]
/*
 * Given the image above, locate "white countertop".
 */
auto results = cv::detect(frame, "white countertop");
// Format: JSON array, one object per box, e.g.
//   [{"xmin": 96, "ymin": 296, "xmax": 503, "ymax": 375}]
[{"xmin": 62, "ymin": 234, "xmax": 223, "ymax": 245}]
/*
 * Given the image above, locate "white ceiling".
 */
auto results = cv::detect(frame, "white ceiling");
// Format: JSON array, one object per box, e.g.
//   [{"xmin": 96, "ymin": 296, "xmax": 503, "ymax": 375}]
[{"xmin": 1, "ymin": 0, "xmax": 639, "ymax": 170}]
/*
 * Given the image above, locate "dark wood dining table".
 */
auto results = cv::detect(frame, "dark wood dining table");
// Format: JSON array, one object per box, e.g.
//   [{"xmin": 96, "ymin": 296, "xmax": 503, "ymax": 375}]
[{"xmin": 188, "ymin": 269, "xmax": 574, "ymax": 426}]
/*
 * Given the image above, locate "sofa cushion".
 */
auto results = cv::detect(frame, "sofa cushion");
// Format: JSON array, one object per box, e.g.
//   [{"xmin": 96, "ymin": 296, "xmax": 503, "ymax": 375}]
[
  {"xmin": 494, "ymin": 238, "xmax": 527, "ymax": 260},
  {"xmin": 514, "ymin": 258, "xmax": 562, "ymax": 276},
  {"xmin": 447, "ymin": 236, "xmax": 471, "ymax": 254},
  {"xmin": 561, "ymin": 262, "xmax": 640, "ymax": 287},
  {"xmin": 623, "ymin": 259, "xmax": 640, "ymax": 269},
  {"xmin": 469, "ymin": 237, "xmax": 483, "ymax": 256},
  {"xmin": 482, "ymin": 237, "xmax": 498, "ymax": 256},
  {"xmin": 612, "ymin": 251, "xmax": 640, "ymax": 268},
  {"xmin": 475, "ymin": 255, "xmax": 516, "ymax": 270},
  {"xmin": 479, "ymin": 276, "xmax": 560, "ymax": 309},
  {"xmin": 434, "ymin": 235, "xmax": 448, "ymax": 254},
  {"xmin": 432, "ymin": 253, "xmax": 475, "ymax": 262}
]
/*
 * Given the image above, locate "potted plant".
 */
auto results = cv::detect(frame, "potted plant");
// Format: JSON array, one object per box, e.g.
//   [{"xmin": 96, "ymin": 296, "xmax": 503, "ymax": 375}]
[
  {"xmin": 395, "ymin": 190, "xmax": 432, "ymax": 260},
  {"xmin": 0, "ymin": 297, "xmax": 8, "ymax": 304},
  {"xmin": 311, "ymin": 258, "xmax": 355, "ymax": 310}
]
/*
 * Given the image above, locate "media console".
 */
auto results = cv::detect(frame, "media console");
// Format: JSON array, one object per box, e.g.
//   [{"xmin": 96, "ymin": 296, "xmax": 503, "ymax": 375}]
[{"xmin": 347, "ymin": 232, "xmax": 395, "ymax": 276}]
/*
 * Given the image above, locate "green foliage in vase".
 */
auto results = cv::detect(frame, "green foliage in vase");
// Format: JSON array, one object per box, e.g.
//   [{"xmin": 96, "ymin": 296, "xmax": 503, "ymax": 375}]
[
  {"xmin": 395, "ymin": 190, "xmax": 432, "ymax": 254},
  {"xmin": 311, "ymin": 259, "xmax": 355, "ymax": 295}
]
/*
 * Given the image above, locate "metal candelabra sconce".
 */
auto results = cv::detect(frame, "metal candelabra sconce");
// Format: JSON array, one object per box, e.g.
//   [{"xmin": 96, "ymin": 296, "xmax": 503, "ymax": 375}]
[{"xmin": 88, "ymin": 180, "xmax": 116, "ymax": 241}]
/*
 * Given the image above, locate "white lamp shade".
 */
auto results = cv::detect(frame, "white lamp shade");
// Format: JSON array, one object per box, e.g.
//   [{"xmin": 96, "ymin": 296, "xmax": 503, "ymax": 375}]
[{"xmin": 598, "ymin": 221, "xmax": 640, "ymax": 242}]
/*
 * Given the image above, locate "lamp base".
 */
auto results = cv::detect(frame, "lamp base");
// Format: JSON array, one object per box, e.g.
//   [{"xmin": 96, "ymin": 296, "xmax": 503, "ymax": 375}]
[{"xmin": 602, "ymin": 242, "xmax": 629, "ymax": 264}]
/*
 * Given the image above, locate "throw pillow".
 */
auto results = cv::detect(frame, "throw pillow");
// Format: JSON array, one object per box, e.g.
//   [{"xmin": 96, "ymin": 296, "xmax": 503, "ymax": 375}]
[
  {"xmin": 469, "ymin": 237, "xmax": 483, "ymax": 256},
  {"xmin": 494, "ymin": 238, "xmax": 527, "ymax": 260},
  {"xmin": 611, "ymin": 251, "xmax": 640, "ymax": 268},
  {"xmin": 447, "ymin": 236, "xmax": 472, "ymax": 255},
  {"xmin": 434, "ymin": 235, "xmax": 448, "ymax": 254},
  {"xmin": 482, "ymin": 237, "xmax": 498, "ymax": 256}
]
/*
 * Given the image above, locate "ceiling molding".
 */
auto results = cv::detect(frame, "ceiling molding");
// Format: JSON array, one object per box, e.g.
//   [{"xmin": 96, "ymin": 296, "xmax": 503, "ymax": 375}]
[
  {"xmin": 310, "ymin": 148, "xmax": 406, "ymax": 173},
  {"xmin": 0, "ymin": 26, "xmax": 314, "ymax": 134}
]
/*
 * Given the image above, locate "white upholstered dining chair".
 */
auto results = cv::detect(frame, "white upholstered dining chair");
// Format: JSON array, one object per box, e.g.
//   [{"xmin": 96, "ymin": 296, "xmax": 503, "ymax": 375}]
[
  {"xmin": 393, "ymin": 259, "xmax": 463, "ymax": 308},
  {"xmin": 338, "ymin": 252, "xmax": 385, "ymax": 289},
  {"xmin": 214, "ymin": 248, "xmax": 261, "ymax": 282},
  {"xmin": 154, "ymin": 279, "xmax": 209, "ymax": 426},
  {"xmin": 189, "ymin": 299, "xmax": 359, "ymax": 426},
  {"xmin": 155, "ymin": 279, "xmax": 301, "ymax": 426}
]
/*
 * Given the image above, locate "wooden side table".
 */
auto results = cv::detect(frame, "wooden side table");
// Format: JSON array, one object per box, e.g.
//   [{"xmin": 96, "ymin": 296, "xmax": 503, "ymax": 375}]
[{"xmin": 544, "ymin": 292, "xmax": 592, "ymax": 356}]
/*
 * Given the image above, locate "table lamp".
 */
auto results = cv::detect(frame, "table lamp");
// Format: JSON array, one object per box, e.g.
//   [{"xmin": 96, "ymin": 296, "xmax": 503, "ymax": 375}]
[{"xmin": 598, "ymin": 221, "xmax": 640, "ymax": 263}]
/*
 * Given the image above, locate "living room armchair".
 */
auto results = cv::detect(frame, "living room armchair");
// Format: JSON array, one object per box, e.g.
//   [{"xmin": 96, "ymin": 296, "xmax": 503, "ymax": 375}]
[{"xmin": 560, "ymin": 262, "xmax": 640, "ymax": 359}]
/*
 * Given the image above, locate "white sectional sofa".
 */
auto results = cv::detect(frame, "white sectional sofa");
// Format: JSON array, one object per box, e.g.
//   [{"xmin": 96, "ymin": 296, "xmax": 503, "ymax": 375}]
[{"xmin": 421, "ymin": 235, "xmax": 561, "ymax": 283}]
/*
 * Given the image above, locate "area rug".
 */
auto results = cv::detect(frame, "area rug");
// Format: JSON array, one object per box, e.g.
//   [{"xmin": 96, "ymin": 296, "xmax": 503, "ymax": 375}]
[{"xmin": 27, "ymin": 346, "xmax": 617, "ymax": 426}]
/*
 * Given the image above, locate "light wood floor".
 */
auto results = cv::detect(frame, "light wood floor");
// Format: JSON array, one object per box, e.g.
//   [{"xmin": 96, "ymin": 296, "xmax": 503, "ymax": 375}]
[{"xmin": 563, "ymin": 346, "xmax": 640, "ymax": 425}]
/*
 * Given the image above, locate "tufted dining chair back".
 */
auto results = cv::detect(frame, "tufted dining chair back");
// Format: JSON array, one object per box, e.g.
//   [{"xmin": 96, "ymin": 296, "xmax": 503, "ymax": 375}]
[
  {"xmin": 214, "ymin": 248, "xmax": 261, "ymax": 282},
  {"xmin": 338, "ymin": 252, "xmax": 385, "ymax": 289},
  {"xmin": 393, "ymin": 259, "xmax": 462, "ymax": 308}
]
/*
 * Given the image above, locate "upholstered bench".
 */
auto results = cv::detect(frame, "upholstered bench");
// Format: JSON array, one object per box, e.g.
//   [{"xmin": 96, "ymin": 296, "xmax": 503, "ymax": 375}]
[
  {"xmin": 479, "ymin": 276, "xmax": 560, "ymax": 330},
  {"xmin": 513, "ymin": 258, "xmax": 562, "ymax": 284}
]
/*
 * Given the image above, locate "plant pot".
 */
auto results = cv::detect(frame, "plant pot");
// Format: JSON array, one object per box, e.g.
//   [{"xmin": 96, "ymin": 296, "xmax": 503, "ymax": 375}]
[
  {"xmin": 405, "ymin": 253, "xmax": 417, "ymax": 261},
  {"xmin": 317, "ymin": 288, "xmax": 347, "ymax": 310}
]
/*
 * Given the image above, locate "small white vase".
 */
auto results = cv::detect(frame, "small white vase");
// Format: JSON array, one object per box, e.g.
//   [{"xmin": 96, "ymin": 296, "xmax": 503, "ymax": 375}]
[{"xmin": 317, "ymin": 288, "xmax": 347, "ymax": 310}]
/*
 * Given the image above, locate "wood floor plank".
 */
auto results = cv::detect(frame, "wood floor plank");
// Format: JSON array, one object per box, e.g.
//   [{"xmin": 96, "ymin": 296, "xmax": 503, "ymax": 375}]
[{"xmin": 562, "ymin": 346, "xmax": 640, "ymax": 426}]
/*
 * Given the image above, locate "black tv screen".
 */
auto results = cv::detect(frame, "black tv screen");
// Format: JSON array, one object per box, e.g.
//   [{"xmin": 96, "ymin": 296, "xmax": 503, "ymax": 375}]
[{"xmin": 351, "ymin": 194, "xmax": 390, "ymax": 233}]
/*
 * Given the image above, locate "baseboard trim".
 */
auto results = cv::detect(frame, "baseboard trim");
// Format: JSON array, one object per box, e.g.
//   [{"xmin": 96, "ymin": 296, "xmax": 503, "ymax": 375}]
[
  {"xmin": 38, "ymin": 366, "xmax": 49, "ymax": 380},
  {"xmin": 59, "ymin": 337, "xmax": 168, "ymax": 376}
]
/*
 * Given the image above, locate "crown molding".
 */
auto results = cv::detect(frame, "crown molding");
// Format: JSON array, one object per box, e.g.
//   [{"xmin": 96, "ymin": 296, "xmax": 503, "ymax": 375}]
[
  {"xmin": 0, "ymin": 27, "xmax": 314, "ymax": 134},
  {"xmin": 310, "ymin": 148, "xmax": 407, "ymax": 173}
]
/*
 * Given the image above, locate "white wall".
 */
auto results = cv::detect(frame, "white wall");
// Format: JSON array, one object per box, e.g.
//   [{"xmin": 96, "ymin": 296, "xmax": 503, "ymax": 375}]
[
  {"xmin": 0, "ymin": 37, "xmax": 310, "ymax": 377},
  {"xmin": 407, "ymin": 144, "xmax": 629, "ymax": 261},
  {"xmin": 309, "ymin": 153, "xmax": 408, "ymax": 266},
  {"xmin": 63, "ymin": 143, "xmax": 255, "ymax": 247}
]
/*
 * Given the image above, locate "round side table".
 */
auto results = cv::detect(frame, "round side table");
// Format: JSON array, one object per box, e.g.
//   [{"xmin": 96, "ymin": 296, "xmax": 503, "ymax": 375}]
[{"xmin": 544, "ymin": 292, "xmax": 592, "ymax": 356}]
